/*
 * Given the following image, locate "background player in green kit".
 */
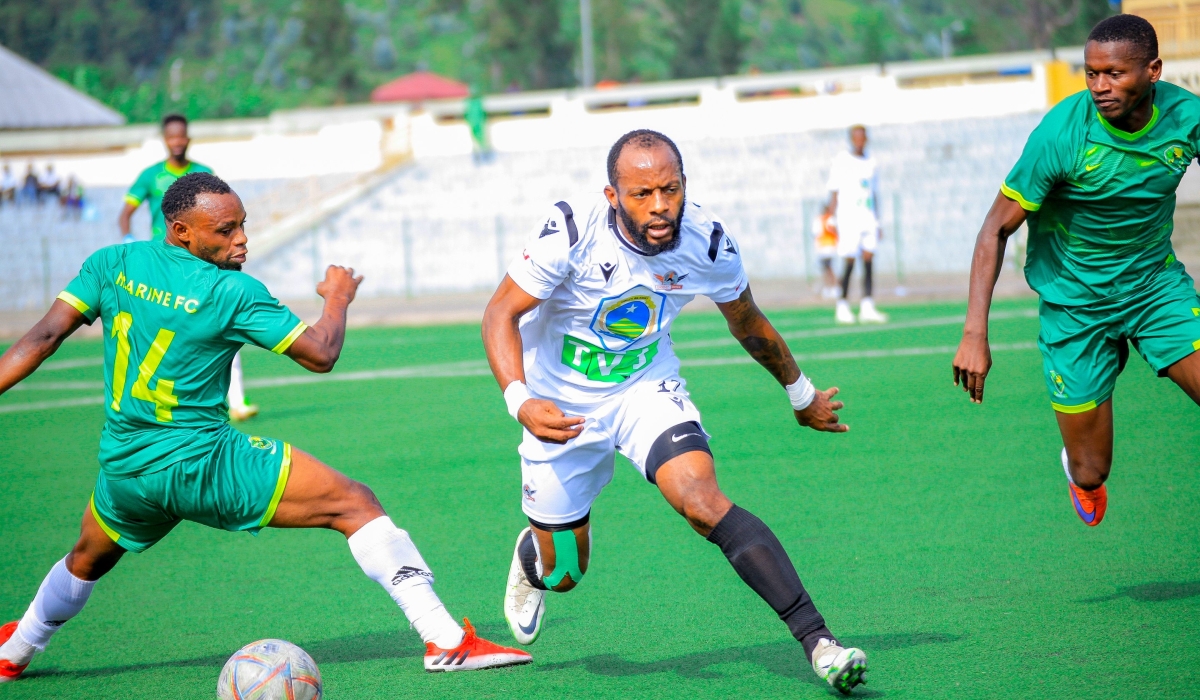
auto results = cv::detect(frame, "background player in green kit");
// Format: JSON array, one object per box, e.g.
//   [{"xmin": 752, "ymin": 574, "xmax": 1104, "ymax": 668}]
[
  {"xmin": 953, "ymin": 15, "xmax": 1200, "ymax": 527},
  {"xmin": 0, "ymin": 173, "xmax": 531, "ymax": 682},
  {"xmin": 118, "ymin": 114, "xmax": 258, "ymax": 421}
]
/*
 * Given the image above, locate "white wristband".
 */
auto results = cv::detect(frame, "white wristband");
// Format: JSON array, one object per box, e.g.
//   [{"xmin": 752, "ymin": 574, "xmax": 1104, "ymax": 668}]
[
  {"xmin": 503, "ymin": 381, "xmax": 533, "ymax": 420},
  {"xmin": 785, "ymin": 374, "xmax": 816, "ymax": 411}
]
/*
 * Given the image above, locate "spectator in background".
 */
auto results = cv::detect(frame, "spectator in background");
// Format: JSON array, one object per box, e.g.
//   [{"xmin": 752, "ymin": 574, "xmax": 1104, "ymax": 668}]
[
  {"xmin": 0, "ymin": 164, "xmax": 16, "ymax": 206},
  {"xmin": 465, "ymin": 89, "xmax": 492, "ymax": 164},
  {"xmin": 21, "ymin": 163, "xmax": 39, "ymax": 205},
  {"xmin": 825, "ymin": 125, "xmax": 888, "ymax": 324},
  {"xmin": 38, "ymin": 164, "xmax": 62, "ymax": 201},
  {"xmin": 60, "ymin": 176, "xmax": 84, "ymax": 218}
]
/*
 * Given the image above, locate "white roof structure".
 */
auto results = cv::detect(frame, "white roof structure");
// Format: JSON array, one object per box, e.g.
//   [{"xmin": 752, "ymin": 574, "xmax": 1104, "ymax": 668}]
[{"xmin": 0, "ymin": 43, "xmax": 124, "ymax": 130}]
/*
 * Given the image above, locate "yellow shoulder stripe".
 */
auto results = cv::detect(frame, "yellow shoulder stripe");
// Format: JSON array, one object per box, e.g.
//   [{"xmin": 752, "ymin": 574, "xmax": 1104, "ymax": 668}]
[
  {"xmin": 124, "ymin": 194, "xmax": 143, "ymax": 207},
  {"xmin": 271, "ymin": 321, "xmax": 308, "ymax": 354},
  {"xmin": 1000, "ymin": 183, "xmax": 1041, "ymax": 211},
  {"xmin": 56, "ymin": 291, "xmax": 91, "ymax": 315}
]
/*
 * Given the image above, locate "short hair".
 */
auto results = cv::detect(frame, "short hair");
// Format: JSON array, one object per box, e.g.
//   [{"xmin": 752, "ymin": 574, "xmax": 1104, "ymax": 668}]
[
  {"xmin": 849, "ymin": 124, "xmax": 866, "ymax": 136},
  {"xmin": 606, "ymin": 129, "xmax": 684, "ymax": 188},
  {"xmin": 1087, "ymin": 14, "xmax": 1158, "ymax": 63},
  {"xmin": 162, "ymin": 113, "xmax": 188, "ymax": 130},
  {"xmin": 162, "ymin": 172, "xmax": 232, "ymax": 222}
]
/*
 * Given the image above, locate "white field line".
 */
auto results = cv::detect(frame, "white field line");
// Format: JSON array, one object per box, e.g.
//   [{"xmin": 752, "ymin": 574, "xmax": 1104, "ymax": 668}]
[
  {"xmin": 0, "ymin": 343, "xmax": 1038, "ymax": 415},
  {"xmin": 673, "ymin": 309, "xmax": 1038, "ymax": 350},
  {"xmin": 39, "ymin": 358, "xmax": 105, "ymax": 371}
]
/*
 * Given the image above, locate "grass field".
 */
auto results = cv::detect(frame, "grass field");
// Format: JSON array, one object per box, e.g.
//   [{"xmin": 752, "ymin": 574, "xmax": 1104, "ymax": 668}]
[{"xmin": 1, "ymin": 298, "xmax": 1198, "ymax": 699}]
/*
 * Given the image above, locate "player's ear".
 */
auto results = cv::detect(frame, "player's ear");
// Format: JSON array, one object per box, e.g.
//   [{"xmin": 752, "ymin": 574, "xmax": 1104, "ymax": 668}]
[
  {"xmin": 169, "ymin": 217, "xmax": 190, "ymax": 244},
  {"xmin": 604, "ymin": 184, "xmax": 618, "ymax": 208}
]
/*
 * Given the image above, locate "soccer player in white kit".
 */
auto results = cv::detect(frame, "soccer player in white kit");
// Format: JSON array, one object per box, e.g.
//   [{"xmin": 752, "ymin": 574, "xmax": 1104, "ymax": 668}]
[
  {"xmin": 826, "ymin": 125, "xmax": 888, "ymax": 324},
  {"xmin": 482, "ymin": 130, "xmax": 869, "ymax": 694}
]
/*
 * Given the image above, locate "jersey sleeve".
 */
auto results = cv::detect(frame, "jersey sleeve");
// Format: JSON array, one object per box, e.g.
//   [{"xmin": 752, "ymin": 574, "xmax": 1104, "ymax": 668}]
[
  {"xmin": 506, "ymin": 203, "xmax": 576, "ymax": 300},
  {"xmin": 1001, "ymin": 108, "xmax": 1075, "ymax": 211},
  {"xmin": 223, "ymin": 274, "xmax": 308, "ymax": 354},
  {"xmin": 58, "ymin": 248, "xmax": 107, "ymax": 324},
  {"xmin": 125, "ymin": 167, "xmax": 151, "ymax": 207},
  {"xmin": 703, "ymin": 219, "xmax": 749, "ymax": 304}
]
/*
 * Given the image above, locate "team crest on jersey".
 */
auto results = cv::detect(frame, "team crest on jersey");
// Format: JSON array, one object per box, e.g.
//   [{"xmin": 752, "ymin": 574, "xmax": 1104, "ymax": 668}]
[
  {"xmin": 1049, "ymin": 371, "xmax": 1067, "ymax": 398},
  {"xmin": 247, "ymin": 436, "xmax": 276, "ymax": 451},
  {"xmin": 653, "ymin": 271, "xmax": 689, "ymax": 291},
  {"xmin": 590, "ymin": 285, "xmax": 666, "ymax": 351},
  {"xmin": 1163, "ymin": 143, "xmax": 1191, "ymax": 172}
]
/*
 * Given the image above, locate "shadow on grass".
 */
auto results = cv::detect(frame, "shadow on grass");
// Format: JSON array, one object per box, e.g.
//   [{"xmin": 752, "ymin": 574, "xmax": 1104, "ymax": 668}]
[
  {"xmin": 1081, "ymin": 580, "xmax": 1200, "ymax": 603},
  {"xmin": 537, "ymin": 630, "xmax": 960, "ymax": 692}
]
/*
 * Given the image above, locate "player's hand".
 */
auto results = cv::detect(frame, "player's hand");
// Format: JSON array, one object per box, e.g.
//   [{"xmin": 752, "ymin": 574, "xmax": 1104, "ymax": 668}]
[
  {"xmin": 794, "ymin": 387, "xmax": 848, "ymax": 433},
  {"xmin": 952, "ymin": 332, "xmax": 992, "ymax": 404},
  {"xmin": 316, "ymin": 265, "xmax": 364, "ymax": 305},
  {"xmin": 518, "ymin": 398, "xmax": 585, "ymax": 444}
]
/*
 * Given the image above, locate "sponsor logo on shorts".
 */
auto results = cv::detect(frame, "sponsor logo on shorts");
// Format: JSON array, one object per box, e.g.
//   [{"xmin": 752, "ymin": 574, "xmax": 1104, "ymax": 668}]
[
  {"xmin": 672, "ymin": 432, "xmax": 701, "ymax": 442},
  {"xmin": 248, "ymin": 436, "xmax": 275, "ymax": 450},
  {"xmin": 523, "ymin": 483, "xmax": 537, "ymax": 502},
  {"xmin": 391, "ymin": 566, "xmax": 433, "ymax": 585},
  {"xmin": 1050, "ymin": 371, "xmax": 1068, "ymax": 398}
]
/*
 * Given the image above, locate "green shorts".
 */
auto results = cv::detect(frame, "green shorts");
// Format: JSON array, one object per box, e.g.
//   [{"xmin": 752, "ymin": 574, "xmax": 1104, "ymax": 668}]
[
  {"xmin": 90, "ymin": 429, "xmax": 293, "ymax": 553},
  {"xmin": 1038, "ymin": 265, "xmax": 1200, "ymax": 413}
]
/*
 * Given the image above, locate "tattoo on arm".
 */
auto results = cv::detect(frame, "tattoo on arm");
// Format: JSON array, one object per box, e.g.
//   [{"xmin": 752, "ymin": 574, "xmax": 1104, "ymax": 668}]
[{"xmin": 720, "ymin": 290, "xmax": 800, "ymax": 387}]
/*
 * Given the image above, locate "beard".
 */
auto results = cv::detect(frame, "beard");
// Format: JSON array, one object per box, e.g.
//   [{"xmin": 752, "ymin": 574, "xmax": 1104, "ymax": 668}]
[
  {"xmin": 195, "ymin": 248, "xmax": 243, "ymax": 271},
  {"xmin": 618, "ymin": 197, "xmax": 685, "ymax": 255},
  {"xmin": 216, "ymin": 261, "xmax": 243, "ymax": 271}
]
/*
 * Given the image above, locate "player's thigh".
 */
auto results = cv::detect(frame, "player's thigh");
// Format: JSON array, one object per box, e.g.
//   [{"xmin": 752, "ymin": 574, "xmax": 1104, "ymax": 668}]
[
  {"xmin": 268, "ymin": 446, "xmax": 383, "ymax": 532},
  {"xmin": 1125, "ymin": 269, "xmax": 1200, "ymax": 400},
  {"xmin": 65, "ymin": 499, "xmax": 128, "ymax": 580},
  {"xmin": 519, "ymin": 423, "xmax": 616, "ymax": 527},
  {"xmin": 1038, "ymin": 299, "xmax": 1125, "ymax": 414}
]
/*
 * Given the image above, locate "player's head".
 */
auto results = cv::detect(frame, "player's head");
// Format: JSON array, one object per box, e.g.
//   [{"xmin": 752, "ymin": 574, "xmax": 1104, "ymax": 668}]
[
  {"xmin": 162, "ymin": 172, "xmax": 248, "ymax": 271},
  {"xmin": 1084, "ymin": 15, "xmax": 1162, "ymax": 122},
  {"xmin": 849, "ymin": 124, "xmax": 867, "ymax": 155},
  {"xmin": 162, "ymin": 113, "xmax": 191, "ymax": 160},
  {"xmin": 604, "ymin": 129, "xmax": 686, "ymax": 255}
]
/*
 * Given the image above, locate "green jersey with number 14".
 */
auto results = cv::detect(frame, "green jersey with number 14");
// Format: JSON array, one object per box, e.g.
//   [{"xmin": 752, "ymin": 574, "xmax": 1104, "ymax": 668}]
[
  {"xmin": 1002, "ymin": 81, "xmax": 1200, "ymax": 306},
  {"xmin": 58, "ymin": 240, "xmax": 307, "ymax": 479}
]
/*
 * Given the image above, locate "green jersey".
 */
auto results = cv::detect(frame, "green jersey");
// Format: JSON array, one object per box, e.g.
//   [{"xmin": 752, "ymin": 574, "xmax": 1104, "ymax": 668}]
[
  {"xmin": 125, "ymin": 160, "xmax": 213, "ymax": 241},
  {"xmin": 58, "ymin": 241, "xmax": 307, "ymax": 479},
  {"xmin": 1002, "ymin": 81, "xmax": 1200, "ymax": 305}
]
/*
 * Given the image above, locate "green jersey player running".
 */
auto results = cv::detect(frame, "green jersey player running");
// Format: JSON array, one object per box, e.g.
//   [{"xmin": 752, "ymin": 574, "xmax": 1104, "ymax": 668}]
[
  {"xmin": 0, "ymin": 173, "xmax": 530, "ymax": 683},
  {"xmin": 953, "ymin": 15, "xmax": 1200, "ymax": 526}
]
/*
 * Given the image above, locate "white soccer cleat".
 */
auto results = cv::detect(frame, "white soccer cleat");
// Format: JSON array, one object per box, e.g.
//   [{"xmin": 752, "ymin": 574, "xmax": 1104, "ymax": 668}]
[
  {"xmin": 835, "ymin": 299, "xmax": 856, "ymax": 325},
  {"xmin": 504, "ymin": 528, "xmax": 546, "ymax": 645},
  {"xmin": 858, "ymin": 298, "xmax": 888, "ymax": 324},
  {"xmin": 812, "ymin": 638, "xmax": 868, "ymax": 695},
  {"xmin": 229, "ymin": 403, "xmax": 259, "ymax": 421}
]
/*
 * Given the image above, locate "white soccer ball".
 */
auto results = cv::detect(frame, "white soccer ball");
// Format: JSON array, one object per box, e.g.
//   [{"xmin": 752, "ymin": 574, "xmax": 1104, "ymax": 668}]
[{"xmin": 216, "ymin": 639, "xmax": 322, "ymax": 700}]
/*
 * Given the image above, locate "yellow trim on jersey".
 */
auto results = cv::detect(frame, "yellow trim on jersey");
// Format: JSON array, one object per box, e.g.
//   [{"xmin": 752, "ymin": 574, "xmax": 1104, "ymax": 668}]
[
  {"xmin": 56, "ymin": 291, "xmax": 91, "ymax": 315},
  {"xmin": 258, "ymin": 443, "xmax": 293, "ymax": 527},
  {"xmin": 89, "ymin": 495, "xmax": 122, "ymax": 543},
  {"xmin": 124, "ymin": 194, "xmax": 143, "ymax": 207},
  {"xmin": 1097, "ymin": 105, "xmax": 1160, "ymax": 141},
  {"xmin": 1000, "ymin": 182, "xmax": 1040, "ymax": 211},
  {"xmin": 271, "ymin": 321, "xmax": 308, "ymax": 355},
  {"xmin": 164, "ymin": 161, "xmax": 191, "ymax": 176},
  {"xmin": 1051, "ymin": 399, "xmax": 1097, "ymax": 414},
  {"xmin": 1193, "ymin": 338, "xmax": 1200, "ymax": 351}
]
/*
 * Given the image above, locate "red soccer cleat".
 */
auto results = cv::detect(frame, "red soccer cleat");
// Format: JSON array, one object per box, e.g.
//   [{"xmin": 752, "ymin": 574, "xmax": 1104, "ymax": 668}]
[
  {"xmin": 0, "ymin": 622, "xmax": 29, "ymax": 683},
  {"xmin": 424, "ymin": 618, "xmax": 532, "ymax": 672}
]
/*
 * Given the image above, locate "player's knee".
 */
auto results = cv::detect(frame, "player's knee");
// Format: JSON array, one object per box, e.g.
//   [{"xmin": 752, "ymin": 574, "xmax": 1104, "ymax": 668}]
[
  {"xmin": 679, "ymin": 490, "xmax": 733, "ymax": 535},
  {"xmin": 344, "ymin": 480, "xmax": 385, "ymax": 519},
  {"xmin": 527, "ymin": 517, "xmax": 589, "ymax": 593},
  {"xmin": 1068, "ymin": 453, "xmax": 1111, "ymax": 491}
]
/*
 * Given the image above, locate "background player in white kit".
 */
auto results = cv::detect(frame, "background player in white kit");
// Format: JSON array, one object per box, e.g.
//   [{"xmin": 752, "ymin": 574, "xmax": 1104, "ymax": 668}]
[
  {"xmin": 826, "ymin": 125, "xmax": 888, "ymax": 324},
  {"xmin": 482, "ymin": 130, "xmax": 869, "ymax": 694}
]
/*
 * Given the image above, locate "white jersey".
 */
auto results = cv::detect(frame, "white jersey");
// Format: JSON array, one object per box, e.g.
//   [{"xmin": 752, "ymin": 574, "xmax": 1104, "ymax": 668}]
[
  {"xmin": 826, "ymin": 150, "xmax": 879, "ymax": 233},
  {"xmin": 507, "ymin": 196, "xmax": 748, "ymax": 405}
]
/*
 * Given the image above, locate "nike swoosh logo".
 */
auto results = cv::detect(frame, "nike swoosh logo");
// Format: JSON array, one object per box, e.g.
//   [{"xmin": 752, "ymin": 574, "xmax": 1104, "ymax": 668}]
[
  {"xmin": 672, "ymin": 433, "xmax": 701, "ymax": 442},
  {"xmin": 1070, "ymin": 488, "xmax": 1096, "ymax": 523},
  {"xmin": 518, "ymin": 597, "xmax": 542, "ymax": 635},
  {"xmin": 1138, "ymin": 159, "xmax": 1157, "ymax": 167},
  {"xmin": 1085, "ymin": 163, "xmax": 1101, "ymax": 171}
]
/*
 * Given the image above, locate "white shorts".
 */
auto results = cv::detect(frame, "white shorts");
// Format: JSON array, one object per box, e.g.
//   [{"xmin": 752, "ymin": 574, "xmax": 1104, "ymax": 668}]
[
  {"xmin": 815, "ymin": 244, "xmax": 838, "ymax": 261},
  {"xmin": 518, "ymin": 375, "xmax": 706, "ymax": 525},
  {"xmin": 835, "ymin": 220, "xmax": 879, "ymax": 258}
]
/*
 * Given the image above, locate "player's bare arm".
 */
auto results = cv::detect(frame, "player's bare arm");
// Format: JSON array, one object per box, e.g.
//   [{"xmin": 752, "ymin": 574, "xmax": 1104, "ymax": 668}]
[
  {"xmin": 481, "ymin": 275, "xmax": 584, "ymax": 444},
  {"xmin": 0, "ymin": 302, "xmax": 87, "ymax": 395},
  {"xmin": 117, "ymin": 200, "xmax": 137, "ymax": 238},
  {"xmin": 716, "ymin": 287, "xmax": 848, "ymax": 432},
  {"xmin": 285, "ymin": 266, "xmax": 363, "ymax": 373},
  {"xmin": 952, "ymin": 192, "xmax": 1027, "ymax": 404}
]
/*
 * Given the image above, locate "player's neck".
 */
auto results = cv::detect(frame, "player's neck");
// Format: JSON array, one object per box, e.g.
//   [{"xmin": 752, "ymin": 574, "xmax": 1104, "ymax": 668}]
[{"xmin": 166, "ymin": 156, "xmax": 190, "ymax": 171}]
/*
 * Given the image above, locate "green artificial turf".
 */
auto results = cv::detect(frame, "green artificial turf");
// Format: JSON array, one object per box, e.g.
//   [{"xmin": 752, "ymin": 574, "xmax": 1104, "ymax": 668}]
[{"xmin": 1, "ymin": 298, "xmax": 1197, "ymax": 699}]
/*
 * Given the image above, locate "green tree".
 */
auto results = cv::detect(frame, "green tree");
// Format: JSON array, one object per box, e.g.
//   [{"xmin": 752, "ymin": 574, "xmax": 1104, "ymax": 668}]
[{"xmin": 298, "ymin": 0, "xmax": 357, "ymax": 96}]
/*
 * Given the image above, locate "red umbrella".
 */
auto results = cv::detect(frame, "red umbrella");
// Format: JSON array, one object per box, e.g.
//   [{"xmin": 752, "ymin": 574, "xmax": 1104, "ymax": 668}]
[{"xmin": 371, "ymin": 71, "xmax": 470, "ymax": 103}]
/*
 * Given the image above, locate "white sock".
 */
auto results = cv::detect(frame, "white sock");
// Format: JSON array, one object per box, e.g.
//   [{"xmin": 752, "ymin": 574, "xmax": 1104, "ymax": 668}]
[
  {"xmin": 347, "ymin": 516, "xmax": 464, "ymax": 649},
  {"xmin": 227, "ymin": 352, "xmax": 246, "ymax": 408},
  {"xmin": 12, "ymin": 559, "xmax": 95, "ymax": 654},
  {"xmin": 1061, "ymin": 447, "xmax": 1077, "ymax": 486}
]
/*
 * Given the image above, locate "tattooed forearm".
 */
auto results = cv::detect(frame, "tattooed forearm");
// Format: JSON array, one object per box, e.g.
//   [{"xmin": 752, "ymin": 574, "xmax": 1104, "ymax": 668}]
[{"xmin": 716, "ymin": 287, "xmax": 801, "ymax": 386}]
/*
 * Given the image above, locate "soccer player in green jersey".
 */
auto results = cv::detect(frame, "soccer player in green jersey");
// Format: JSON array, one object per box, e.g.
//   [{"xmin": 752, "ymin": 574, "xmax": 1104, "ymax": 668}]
[
  {"xmin": 0, "ymin": 173, "xmax": 531, "ymax": 682},
  {"xmin": 119, "ymin": 114, "xmax": 258, "ymax": 421},
  {"xmin": 953, "ymin": 15, "xmax": 1200, "ymax": 527}
]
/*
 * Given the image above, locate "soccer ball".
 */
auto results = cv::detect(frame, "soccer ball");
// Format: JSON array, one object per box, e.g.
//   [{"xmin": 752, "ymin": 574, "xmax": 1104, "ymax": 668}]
[{"xmin": 216, "ymin": 639, "xmax": 322, "ymax": 700}]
